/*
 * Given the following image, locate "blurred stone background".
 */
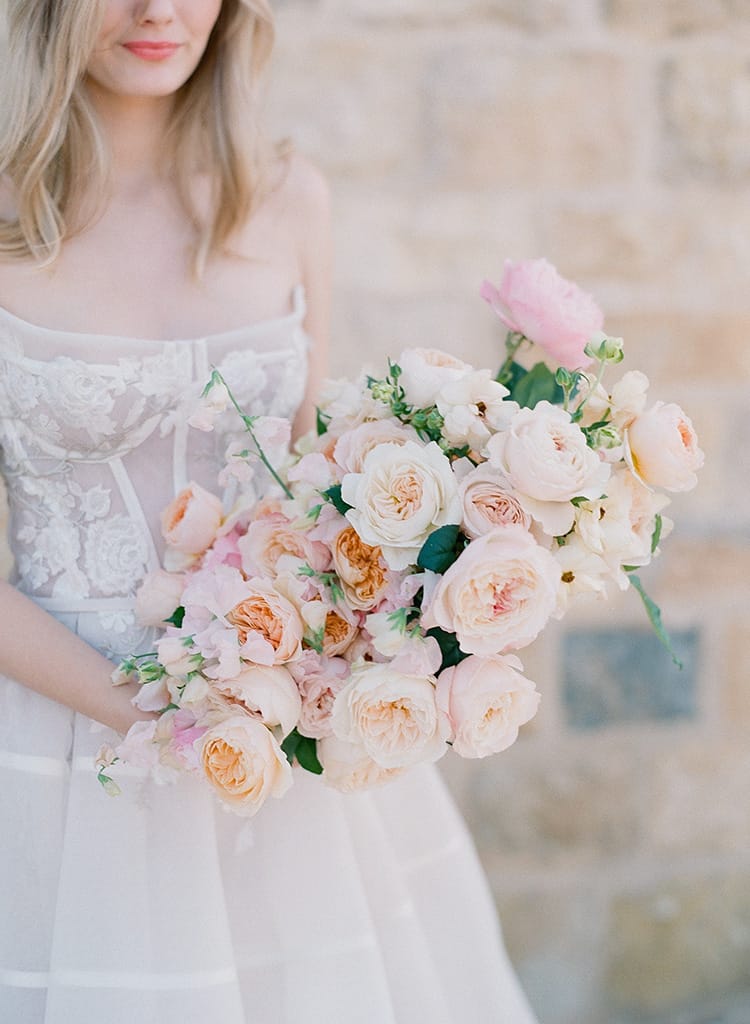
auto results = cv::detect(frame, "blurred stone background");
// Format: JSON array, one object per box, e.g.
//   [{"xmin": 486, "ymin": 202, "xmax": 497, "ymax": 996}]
[
  {"xmin": 266, "ymin": 2, "xmax": 749, "ymax": 1023},
  {"xmin": 1, "ymin": 1, "xmax": 749, "ymax": 1022}
]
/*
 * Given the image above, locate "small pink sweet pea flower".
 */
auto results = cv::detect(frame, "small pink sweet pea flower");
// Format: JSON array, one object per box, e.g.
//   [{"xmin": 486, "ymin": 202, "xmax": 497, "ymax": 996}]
[{"xmin": 481, "ymin": 258, "xmax": 602, "ymax": 371}]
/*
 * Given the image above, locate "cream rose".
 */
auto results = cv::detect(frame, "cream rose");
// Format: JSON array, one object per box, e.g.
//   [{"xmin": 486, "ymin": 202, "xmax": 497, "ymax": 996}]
[
  {"xmin": 226, "ymin": 579, "xmax": 304, "ymax": 666},
  {"xmin": 458, "ymin": 465, "xmax": 532, "ymax": 540},
  {"xmin": 200, "ymin": 715, "xmax": 293, "ymax": 817},
  {"xmin": 331, "ymin": 661, "xmax": 450, "ymax": 769},
  {"xmin": 486, "ymin": 401, "xmax": 610, "ymax": 537},
  {"xmin": 435, "ymin": 369, "xmax": 517, "ymax": 451},
  {"xmin": 397, "ymin": 347, "xmax": 471, "ymax": 409},
  {"xmin": 436, "ymin": 653, "xmax": 540, "ymax": 758},
  {"xmin": 626, "ymin": 401, "xmax": 704, "ymax": 492},
  {"xmin": 331, "ymin": 525, "xmax": 389, "ymax": 611},
  {"xmin": 421, "ymin": 525, "xmax": 559, "ymax": 655},
  {"xmin": 333, "ymin": 419, "xmax": 417, "ymax": 475},
  {"xmin": 212, "ymin": 665, "xmax": 301, "ymax": 739},
  {"xmin": 341, "ymin": 440, "xmax": 462, "ymax": 570},
  {"xmin": 318, "ymin": 734, "xmax": 405, "ymax": 792},
  {"xmin": 134, "ymin": 569, "xmax": 185, "ymax": 627},
  {"xmin": 161, "ymin": 482, "xmax": 223, "ymax": 555}
]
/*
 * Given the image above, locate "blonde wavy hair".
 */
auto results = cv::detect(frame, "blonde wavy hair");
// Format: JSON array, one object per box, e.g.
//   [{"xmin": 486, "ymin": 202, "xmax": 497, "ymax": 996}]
[{"xmin": 0, "ymin": 0, "xmax": 279, "ymax": 275}]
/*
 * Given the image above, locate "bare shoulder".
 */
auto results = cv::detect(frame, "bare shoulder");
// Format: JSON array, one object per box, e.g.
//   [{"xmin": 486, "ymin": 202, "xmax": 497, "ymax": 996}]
[{"xmin": 267, "ymin": 151, "xmax": 331, "ymax": 246}]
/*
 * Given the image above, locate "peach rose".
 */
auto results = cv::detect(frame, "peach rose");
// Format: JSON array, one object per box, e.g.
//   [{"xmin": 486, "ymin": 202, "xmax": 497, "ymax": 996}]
[
  {"xmin": 436, "ymin": 653, "xmax": 540, "ymax": 758},
  {"xmin": 331, "ymin": 661, "xmax": 450, "ymax": 769},
  {"xmin": 341, "ymin": 440, "xmax": 462, "ymax": 570},
  {"xmin": 226, "ymin": 579, "xmax": 303, "ymax": 666},
  {"xmin": 626, "ymin": 401, "xmax": 704, "ymax": 492},
  {"xmin": 480, "ymin": 258, "xmax": 600, "ymax": 371},
  {"xmin": 238, "ymin": 516, "xmax": 330, "ymax": 578},
  {"xmin": 331, "ymin": 525, "xmax": 389, "ymax": 611},
  {"xmin": 200, "ymin": 715, "xmax": 293, "ymax": 817},
  {"xmin": 458, "ymin": 466, "xmax": 532, "ymax": 540},
  {"xmin": 161, "ymin": 482, "xmax": 223, "ymax": 556},
  {"xmin": 134, "ymin": 569, "xmax": 185, "ymax": 627},
  {"xmin": 322, "ymin": 608, "xmax": 359, "ymax": 656},
  {"xmin": 212, "ymin": 664, "xmax": 302, "ymax": 739},
  {"xmin": 421, "ymin": 525, "xmax": 559, "ymax": 655},
  {"xmin": 318, "ymin": 734, "xmax": 405, "ymax": 792}
]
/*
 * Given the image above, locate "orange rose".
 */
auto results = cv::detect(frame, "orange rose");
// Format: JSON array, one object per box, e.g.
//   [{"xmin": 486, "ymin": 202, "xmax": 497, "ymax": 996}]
[
  {"xmin": 322, "ymin": 608, "xmax": 358, "ymax": 656},
  {"xmin": 226, "ymin": 580, "xmax": 303, "ymax": 665},
  {"xmin": 332, "ymin": 526, "xmax": 388, "ymax": 611},
  {"xmin": 201, "ymin": 715, "xmax": 292, "ymax": 816}
]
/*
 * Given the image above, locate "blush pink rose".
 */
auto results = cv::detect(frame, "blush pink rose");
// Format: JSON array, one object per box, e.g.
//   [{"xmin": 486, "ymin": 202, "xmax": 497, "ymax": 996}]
[
  {"xmin": 457, "ymin": 465, "xmax": 532, "ymax": 540},
  {"xmin": 134, "ymin": 569, "xmax": 185, "ymax": 627},
  {"xmin": 436, "ymin": 653, "xmax": 540, "ymax": 758},
  {"xmin": 421, "ymin": 525, "xmax": 559, "ymax": 655},
  {"xmin": 290, "ymin": 650, "xmax": 350, "ymax": 739},
  {"xmin": 318, "ymin": 734, "xmax": 405, "ymax": 792},
  {"xmin": 626, "ymin": 402, "xmax": 704, "ymax": 492},
  {"xmin": 212, "ymin": 664, "xmax": 301, "ymax": 739},
  {"xmin": 480, "ymin": 258, "xmax": 601, "ymax": 371},
  {"xmin": 161, "ymin": 482, "xmax": 223, "ymax": 556}
]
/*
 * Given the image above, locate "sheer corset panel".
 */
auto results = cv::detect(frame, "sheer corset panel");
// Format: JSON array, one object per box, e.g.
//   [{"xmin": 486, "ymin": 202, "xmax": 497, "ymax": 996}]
[{"xmin": 0, "ymin": 285, "xmax": 309, "ymax": 656}]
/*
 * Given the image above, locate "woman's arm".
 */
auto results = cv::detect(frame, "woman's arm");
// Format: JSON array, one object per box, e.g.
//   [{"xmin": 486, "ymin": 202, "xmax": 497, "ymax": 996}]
[
  {"xmin": 0, "ymin": 579, "xmax": 153, "ymax": 733},
  {"xmin": 287, "ymin": 156, "xmax": 333, "ymax": 440}
]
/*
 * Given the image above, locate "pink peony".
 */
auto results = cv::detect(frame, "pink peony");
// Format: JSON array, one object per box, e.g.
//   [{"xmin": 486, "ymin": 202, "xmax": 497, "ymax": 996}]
[{"xmin": 480, "ymin": 258, "xmax": 602, "ymax": 371}]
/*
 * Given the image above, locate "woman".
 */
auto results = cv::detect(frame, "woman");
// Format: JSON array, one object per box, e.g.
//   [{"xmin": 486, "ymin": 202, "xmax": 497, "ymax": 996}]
[{"xmin": 0, "ymin": 2, "xmax": 538, "ymax": 1021}]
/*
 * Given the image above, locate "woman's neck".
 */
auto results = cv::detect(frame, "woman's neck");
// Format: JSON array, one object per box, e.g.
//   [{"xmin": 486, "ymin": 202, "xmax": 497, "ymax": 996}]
[{"xmin": 84, "ymin": 80, "xmax": 176, "ymax": 195}]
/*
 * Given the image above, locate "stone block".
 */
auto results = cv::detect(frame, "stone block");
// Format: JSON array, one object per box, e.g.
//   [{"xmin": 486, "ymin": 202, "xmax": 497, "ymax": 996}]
[
  {"xmin": 452, "ymin": 739, "xmax": 647, "ymax": 866},
  {"xmin": 606, "ymin": 872, "xmax": 750, "ymax": 1014},
  {"xmin": 266, "ymin": 33, "xmax": 425, "ymax": 180},
  {"xmin": 496, "ymin": 887, "xmax": 607, "ymax": 1024},
  {"xmin": 647, "ymin": 740, "xmax": 750, "ymax": 855},
  {"xmin": 423, "ymin": 48, "xmax": 637, "ymax": 189},
  {"xmin": 562, "ymin": 628, "xmax": 699, "ymax": 730},
  {"xmin": 660, "ymin": 54, "xmax": 750, "ymax": 183},
  {"xmin": 724, "ymin": 617, "xmax": 750, "ymax": 727},
  {"xmin": 605, "ymin": 0, "xmax": 740, "ymax": 37},
  {"xmin": 337, "ymin": 0, "xmax": 573, "ymax": 30}
]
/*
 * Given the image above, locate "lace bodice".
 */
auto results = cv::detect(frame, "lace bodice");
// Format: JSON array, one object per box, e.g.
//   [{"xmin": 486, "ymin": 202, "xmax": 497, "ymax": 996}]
[{"xmin": 0, "ymin": 286, "xmax": 309, "ymax": 654}]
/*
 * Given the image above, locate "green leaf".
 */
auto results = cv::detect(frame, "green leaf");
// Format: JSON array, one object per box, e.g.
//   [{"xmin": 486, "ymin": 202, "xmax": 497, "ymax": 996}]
[
  {"xmin": 510, "ymin": 361, "xmax": 564, "ymax": 409},
  {"xmin": 322, "ymin": 484, "xmax": 353, "ymax": 517},
  {"xmin": 295, "ymin": 735, "xmax": 324, "ymax": 775},
  {"xmin": 417, "ymin": 524, "xmax": 463, "ymax": 574},
  {"xmin": 164, "ymin": 606, "xmax": 185, "ymax": 628},
  {"xmin": 315, "ymin": 407, "xmax": 330, "ymax": 436},
  {"xmin": 629, "ymin": 574, "xmax": 684, "ymax": 670},
  {"xmin": 651, "ymin": 514, "xmax": 663, "ymax": 554},
  {"xmin": 426, "ymin": 627, "xmax": 469, "ymax": 669},
  {"xmin": 496, "ymin": 359, "xmax": 527, "ymax": 390},
  {"xmin": 281, "ymin": 729, "xmax": 301, "ymax": 762},
  {"xmin": 281, "ymin": 729, "xmax": 323, "ymax": 774}
]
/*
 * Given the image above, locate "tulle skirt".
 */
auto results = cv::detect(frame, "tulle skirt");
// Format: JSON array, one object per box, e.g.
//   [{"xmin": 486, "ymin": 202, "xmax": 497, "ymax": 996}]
[{"xmin": 0, "ymin": 612, "xmax": 537, "ymax": 1024}]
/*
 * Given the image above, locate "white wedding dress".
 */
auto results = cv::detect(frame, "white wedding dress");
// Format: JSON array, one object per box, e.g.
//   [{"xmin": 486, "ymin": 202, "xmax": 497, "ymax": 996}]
[{"xmin": 0, "ymin": 286, "xmax": 538, "ymax": 1024}]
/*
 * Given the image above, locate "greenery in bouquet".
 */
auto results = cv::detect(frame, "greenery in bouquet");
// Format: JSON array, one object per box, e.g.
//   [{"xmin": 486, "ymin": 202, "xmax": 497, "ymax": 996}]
[{"xmin": 97, "ymin": 257, "xmax": 704, "ymax": 818}]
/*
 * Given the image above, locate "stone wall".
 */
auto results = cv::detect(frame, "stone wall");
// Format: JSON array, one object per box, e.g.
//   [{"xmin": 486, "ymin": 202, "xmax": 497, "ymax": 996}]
[
  {"xmin": 265, "ymin": 2, "xmax": 750, "ymax": 1022},
  {"xmin": 1, "ymin": 2, "xmax": 749, "ymax": 1021}
]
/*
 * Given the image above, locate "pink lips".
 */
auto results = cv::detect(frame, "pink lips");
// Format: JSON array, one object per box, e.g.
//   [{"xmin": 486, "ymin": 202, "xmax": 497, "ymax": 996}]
[{"xmin": 123, "ymin": 41, "xmax": 181, "ymax": 61}]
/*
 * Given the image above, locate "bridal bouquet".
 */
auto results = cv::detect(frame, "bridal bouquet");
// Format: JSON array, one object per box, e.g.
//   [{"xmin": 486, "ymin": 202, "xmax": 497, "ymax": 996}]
[{"xmin": 97, "ymin": 258, "xmax": 704, "ymax": 817}]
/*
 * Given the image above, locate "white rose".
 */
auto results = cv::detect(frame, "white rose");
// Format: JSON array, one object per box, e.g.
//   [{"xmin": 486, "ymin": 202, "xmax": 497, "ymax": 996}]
[
  {"xmin": 397, "ymin": 347, "xmax": 471, "ymax": 409},
  {"xmin": 331, "ymin": 661, "xmax": 450, "ymax": 769},
  {"xmin": 436, "ymin": 653, "xmax": 540, "ymax": 758},
  {"xmin": 341, "ymin": 440, "xmax": 462, "ymax": 570},
  {"xmin": 554, "ymin": 535, "xmax": 609, "ymax": 614},
  {"xmin": 435, "ymin": 369, "xmax": 518, "ymax": 451},
  {"xmin": 333, "ymin": 419, "xmax": 418, "ymax": 475},
  {"xmin": 626, "ymin": 401, "xmax": 704, "ymax": 492},
  {"xmin": 318, "ymin": 734, "xmax": 405, "ymax": 792},
  {"xmin": 458, "ymin": 465, "xmax": 532, "ymax": 540},
  {"xmin": 485, "ymin": 401, "xmax": 611, "ymax": 537}
]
